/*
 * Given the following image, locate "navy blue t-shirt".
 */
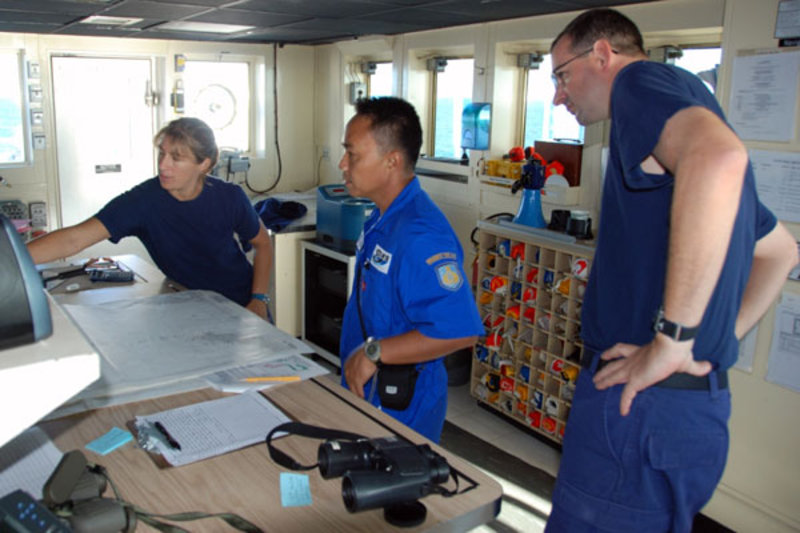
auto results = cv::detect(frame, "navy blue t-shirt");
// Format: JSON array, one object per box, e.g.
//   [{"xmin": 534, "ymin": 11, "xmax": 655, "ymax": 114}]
[
  {"xmin": 96, "ymin": 177, "xmax": 260, "ymax": 306},
  {"xmin": 582, "ymin": 61, "xmax": 777, "ymax": 370}
]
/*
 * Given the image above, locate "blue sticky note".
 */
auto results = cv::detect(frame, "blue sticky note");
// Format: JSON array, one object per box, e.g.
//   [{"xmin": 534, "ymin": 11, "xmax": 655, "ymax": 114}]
[
  {"xmin": 86, "ymin": 427, "xmax": 133, "ymax": 455},
  {"xmin": 280, "ymin": 472, "xmax": 312, "ymax": 507}
]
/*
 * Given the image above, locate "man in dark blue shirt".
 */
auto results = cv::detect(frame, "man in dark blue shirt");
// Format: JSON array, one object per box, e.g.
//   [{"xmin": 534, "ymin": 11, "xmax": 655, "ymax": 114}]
[{"xmin": 545, "ymin": 8, "xmax": 798, "ymax": 532}]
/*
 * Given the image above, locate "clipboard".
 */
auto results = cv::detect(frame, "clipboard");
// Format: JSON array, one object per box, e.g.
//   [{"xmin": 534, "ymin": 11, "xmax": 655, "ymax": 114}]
[{"xmin": 131, "ymin": 390, "xmax": 291, "ymax": 467}]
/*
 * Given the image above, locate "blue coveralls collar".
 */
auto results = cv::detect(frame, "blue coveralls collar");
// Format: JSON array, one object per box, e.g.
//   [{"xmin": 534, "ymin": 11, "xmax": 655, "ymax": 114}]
[{"xmin": 366, "ymin": 176, "xmax": 421, "ymax": 234}]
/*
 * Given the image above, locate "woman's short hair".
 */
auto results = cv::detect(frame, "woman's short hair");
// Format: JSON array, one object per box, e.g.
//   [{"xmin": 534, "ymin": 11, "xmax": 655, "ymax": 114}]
[{"xmin": 154, "ymin": 117, "xmax": 218, "ymax": 169}]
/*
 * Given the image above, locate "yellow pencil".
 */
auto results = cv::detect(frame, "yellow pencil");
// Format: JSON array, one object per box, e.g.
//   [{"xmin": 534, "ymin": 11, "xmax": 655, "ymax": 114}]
[{"xmin": 241, "ymin": 376, "xmax": 301, "ymax": 383}]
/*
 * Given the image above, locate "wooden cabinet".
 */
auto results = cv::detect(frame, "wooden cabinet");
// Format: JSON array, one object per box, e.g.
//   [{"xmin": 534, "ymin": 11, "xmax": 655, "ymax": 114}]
[{"xmin": 471, "ymin": 220, "xmax": 593, "ymax": 444}]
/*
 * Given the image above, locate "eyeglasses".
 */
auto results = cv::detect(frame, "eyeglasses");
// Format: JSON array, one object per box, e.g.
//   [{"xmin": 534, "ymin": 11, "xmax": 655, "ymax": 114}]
[{"xmin": 551, "ymin": 47, "xmax": 593, "ymax": 89}]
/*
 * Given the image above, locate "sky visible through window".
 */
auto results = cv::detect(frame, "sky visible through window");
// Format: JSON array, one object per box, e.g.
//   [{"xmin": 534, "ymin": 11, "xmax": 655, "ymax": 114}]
[
  {"xmin": 524, "ymin": 54, "xmax": 584, "ymax": 148},
  {"xmin": 369, "ymin": 62, "xmax": 392, "ymax": 98},
  {"xmin": 675, "ymin": 47, "xmax": 722, "ymax": 93},
  {"xmin": 0, "ymin": 52, "xmax": 25, "ymax": 165},
  {"xmin": 434, "ymin": 58, "xmax": 474, "ymax": 159}
]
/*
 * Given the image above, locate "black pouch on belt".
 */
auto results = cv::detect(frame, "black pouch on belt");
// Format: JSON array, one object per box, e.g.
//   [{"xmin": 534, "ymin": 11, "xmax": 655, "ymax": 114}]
[{"xmin": 377, "ymin": 363, "xmax": 419, "ymax": 411}]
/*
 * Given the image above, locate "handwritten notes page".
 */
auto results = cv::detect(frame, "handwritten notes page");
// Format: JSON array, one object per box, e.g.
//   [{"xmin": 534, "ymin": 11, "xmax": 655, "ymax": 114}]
[{"xmin": 134, "ymin": 390, "xmax": 290, "ymax": 467}]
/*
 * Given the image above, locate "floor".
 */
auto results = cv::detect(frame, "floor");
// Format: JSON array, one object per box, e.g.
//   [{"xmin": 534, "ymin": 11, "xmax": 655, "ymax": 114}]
[{"xmin": 443, "ymin": 381, "xmax": 557, "ymax": 533}]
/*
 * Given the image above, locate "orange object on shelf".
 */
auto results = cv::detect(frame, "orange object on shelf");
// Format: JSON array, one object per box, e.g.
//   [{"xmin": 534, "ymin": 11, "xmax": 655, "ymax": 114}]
[
  {"xmin": 508, "ymin": 146, "xmax": 525, "ymax": 162},
  {"xmin": 545, "ymin": 160, "xmax": 565, "ymax": 177}
]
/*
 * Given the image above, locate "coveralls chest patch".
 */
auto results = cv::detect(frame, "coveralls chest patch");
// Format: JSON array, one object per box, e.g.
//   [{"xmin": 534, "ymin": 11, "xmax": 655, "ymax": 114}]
[{"xmin": 369, "ymin": 244, "xmax": 392, "ymax": 274}]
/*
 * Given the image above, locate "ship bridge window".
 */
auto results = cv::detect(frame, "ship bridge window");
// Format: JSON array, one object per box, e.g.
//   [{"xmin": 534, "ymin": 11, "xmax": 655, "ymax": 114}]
[
  {"xmin": 430, "ymin": 57, "xmax": 474, "ymax": 160},
  {"xmin": 0, "ymin": 50, "xmax": 30, "ymax": 168},
  {"xmin": 674, "ymin": 46, "xmax": 722, "ymax": 94},
  {"xmin": 368, "ymin": 61, "xmax": 393, "ymax": 98},
  {"xmin": 522, "ymin": 53, "xmax": 584, "ymax": 148}
]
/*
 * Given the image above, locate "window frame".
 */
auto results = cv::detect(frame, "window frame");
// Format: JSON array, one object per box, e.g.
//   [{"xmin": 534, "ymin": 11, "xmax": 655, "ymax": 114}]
[
  {"xmin": 181, "ymin": 54, "xmax": 259, "ymax": 156},
  {"xmin": 0, "ymin": 49, "xmax": 32, "ymax": 168},
  {"xmin": 428, "ymin": 55, "xmax": 475, "ymax": 162},
  {"xmin": 519, "ymin": 52, "xmax": 584, "ymax": 148}
]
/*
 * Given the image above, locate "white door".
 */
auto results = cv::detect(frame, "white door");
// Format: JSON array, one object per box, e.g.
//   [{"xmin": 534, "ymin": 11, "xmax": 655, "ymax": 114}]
[{"xmin": 51, "ymin": 55, "xmax": 157, "ymax": 260}]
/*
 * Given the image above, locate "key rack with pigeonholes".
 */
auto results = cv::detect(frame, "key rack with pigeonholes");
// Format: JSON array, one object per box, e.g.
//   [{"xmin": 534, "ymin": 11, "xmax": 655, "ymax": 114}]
[{"xmin": 471, "ymin": 220, "xmax": 594, "ymax": 444}]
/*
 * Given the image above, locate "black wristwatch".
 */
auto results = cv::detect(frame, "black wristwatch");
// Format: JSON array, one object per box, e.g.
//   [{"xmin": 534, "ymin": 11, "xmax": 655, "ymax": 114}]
[
  {"xmin": 652, "ymin": 306, "xmax": 699, "ymax": 342},
  {"xmin": 364, "ymin": 336, "xmax": 381, "ymax": 363}
]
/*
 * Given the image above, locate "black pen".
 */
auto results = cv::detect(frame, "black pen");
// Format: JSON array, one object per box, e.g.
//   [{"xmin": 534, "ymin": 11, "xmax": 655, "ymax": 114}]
[{"xmin": 153, "ymin": 421, "xmax": 182, "ymax": 450}]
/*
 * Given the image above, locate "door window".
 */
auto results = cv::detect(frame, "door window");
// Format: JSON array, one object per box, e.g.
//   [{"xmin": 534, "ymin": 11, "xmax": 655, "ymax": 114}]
[{"xmin": 183, "ymin": 61, "xmax": 250, "ymax": 152}]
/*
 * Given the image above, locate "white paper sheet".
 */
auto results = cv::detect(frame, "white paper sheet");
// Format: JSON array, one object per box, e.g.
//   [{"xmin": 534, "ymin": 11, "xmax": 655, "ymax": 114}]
[
  {"xmin": 729, "ymin": 50, "xmax": 800, "ymax": 142},
  {"xmin": 134, "ymin": 390, "xmax": 290, "ymax": 467},
  {"xmin": 205, "ymin": 354, "xmax": 329, "ymax": 393},
  {"xmin": 766, "ymin": 292, "xmax": 800, "ymax": 392},
  {"xmin": 0, "ymin": 427, "xmax": 62, "ymax": 498},
  {"xmin": 58, "ymin": 291, "xmax": 313, "ymax": 411},
  {"xmin": 750, "ymin": 150, "xmax": 800, "ymax": 223}
]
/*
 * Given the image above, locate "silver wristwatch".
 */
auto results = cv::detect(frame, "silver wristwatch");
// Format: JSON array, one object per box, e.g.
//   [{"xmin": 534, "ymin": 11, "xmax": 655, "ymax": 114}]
[{"xmin": 364, "ymin": 336, "xmax": 381, "ymax": 363}]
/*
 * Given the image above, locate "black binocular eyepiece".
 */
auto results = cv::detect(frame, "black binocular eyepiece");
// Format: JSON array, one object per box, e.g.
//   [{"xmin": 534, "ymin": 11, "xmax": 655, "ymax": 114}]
[{"xmin": 317, "ymin": 436, "xmax": 450, "ymax": 515}]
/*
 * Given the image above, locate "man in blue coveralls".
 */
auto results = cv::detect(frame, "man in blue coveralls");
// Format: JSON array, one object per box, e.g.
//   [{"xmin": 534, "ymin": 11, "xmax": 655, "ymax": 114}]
[
  {"xmin": 338, "ymin": 97, "xmax": 484, "ymax": 443},
  {"xmin": 544, "ymin": 9, "xmax": 799, "ymax": 532}
]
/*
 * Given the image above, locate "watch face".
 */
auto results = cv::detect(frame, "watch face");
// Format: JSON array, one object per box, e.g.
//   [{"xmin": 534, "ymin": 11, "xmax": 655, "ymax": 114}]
[{"xmin": 365, "ymin": 340, "xmax": 380, "ymax": 361}]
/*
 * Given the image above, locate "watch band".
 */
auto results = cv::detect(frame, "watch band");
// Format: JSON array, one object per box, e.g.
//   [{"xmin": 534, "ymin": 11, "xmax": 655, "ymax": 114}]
[
  {"xmin": 364, "ymin": 336, "xmax": 381, "ymax": 363},
  {"xmin": 653, "ymin": 306, "xmax": 699, "ymax": 342},
  {"xmin": 251, "ymin": 293, "xmax": 271, "ymax": 304}
]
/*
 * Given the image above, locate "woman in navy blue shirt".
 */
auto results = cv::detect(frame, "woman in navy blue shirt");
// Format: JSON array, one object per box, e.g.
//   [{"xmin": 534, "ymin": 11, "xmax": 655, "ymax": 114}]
[{"xmin": 28, "ymin": 118, "xmax": 273, "ymax": 319}]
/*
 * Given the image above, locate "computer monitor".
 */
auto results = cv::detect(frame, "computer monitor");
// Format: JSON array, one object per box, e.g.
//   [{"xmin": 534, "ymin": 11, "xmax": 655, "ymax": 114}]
[{"xmin": 0, "ymin": 214, "xmax": 52, "ymax": 350}]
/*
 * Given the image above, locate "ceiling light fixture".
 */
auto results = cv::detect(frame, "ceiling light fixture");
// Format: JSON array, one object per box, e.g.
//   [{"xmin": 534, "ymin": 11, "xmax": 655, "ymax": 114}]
[
  {"xmin": 155, "ymin": 21, "xmax": 256, "ymax": 34},
  {"xmin": 78, "ymin": 15, "xmax": 143, "ymax": 26}
]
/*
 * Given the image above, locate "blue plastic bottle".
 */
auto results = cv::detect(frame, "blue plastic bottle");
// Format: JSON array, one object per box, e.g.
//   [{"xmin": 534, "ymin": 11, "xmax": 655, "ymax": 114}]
[{"xmin": 512, "ymin": 159, "xmax": 547, "ymax": 228}]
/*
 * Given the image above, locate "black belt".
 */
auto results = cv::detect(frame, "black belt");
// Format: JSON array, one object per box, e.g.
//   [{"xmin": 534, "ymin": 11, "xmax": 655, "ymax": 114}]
[{"xmin": 580, "ymin": 349, "xmax": 728, "ymax": 391}]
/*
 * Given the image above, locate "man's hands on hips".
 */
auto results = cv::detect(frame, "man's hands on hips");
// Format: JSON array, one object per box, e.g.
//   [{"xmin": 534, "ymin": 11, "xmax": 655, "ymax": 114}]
[
  {"xmin": 345, "ymin": 347, "xmax": 378, "ymax": 398},
  {"xmin": 593, "ymin": 334, "xmax": 712, "ymax": 416}
]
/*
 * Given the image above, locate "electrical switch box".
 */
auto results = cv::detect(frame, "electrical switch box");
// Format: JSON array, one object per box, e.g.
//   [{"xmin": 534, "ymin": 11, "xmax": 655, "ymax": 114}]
[{"xmin": 29, "ymin": 201, "xmax": 47, "ymax": 228}]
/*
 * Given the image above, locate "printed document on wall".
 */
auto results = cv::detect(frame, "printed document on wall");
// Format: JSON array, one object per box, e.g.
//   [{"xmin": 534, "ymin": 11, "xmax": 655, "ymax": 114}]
[
  {"xmin": 749, "ymin": 150, "xmax": 800, "ymax": 224},
  {"xmin": 729, "ymin": 49, "xmax": 800, "ymax": 142},
  {"xmin": 766, "ymin": 292, "xmax": 800, "ymax": 392},
  {"xmin": 735, "ymin": 326, "xmax": 758, "ymax": 373}
]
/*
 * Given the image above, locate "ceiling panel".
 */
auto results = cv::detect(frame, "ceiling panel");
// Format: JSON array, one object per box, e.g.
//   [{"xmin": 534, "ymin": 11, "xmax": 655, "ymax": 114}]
[
  {"xmin": 0, "ymin": 11, "xmax": 77, "ymax": 24},
  {"xmin": 280, "ymin": 17, "xmax": 424, "ymax": 35},
  {"xmin": 236, "ymin": 0, "xmax": 396, "ymax": 19},
  {"xmin": 103, "ymin": 1, "xmax": 210, "ymax": 19},
  {"xmin": 0, "ymin": 0, "xmax": 97, "ymax": 16},
  {"xmin": 356, "ymin": 7, "xmax": 481, "ymax": 28},
  {"xmin": 0, "ymin": 0, "xmax": 662, "ymax": 45},
  {"xmin": 189, "ymin": 9, "xmax": 308, "ymax": 28}
]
